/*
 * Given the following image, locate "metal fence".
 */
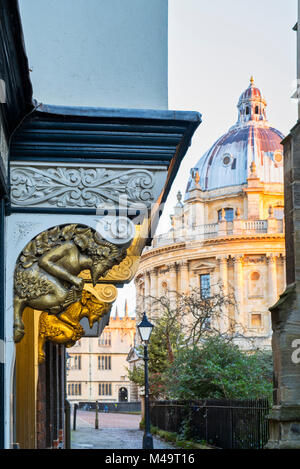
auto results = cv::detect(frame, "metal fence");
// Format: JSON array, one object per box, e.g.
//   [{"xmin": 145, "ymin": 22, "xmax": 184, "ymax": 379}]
[
  {"xmin": 149, "ymin": 399, "xmax": 270, "ymax": 449},
  {"xmin": 78, "ymin": 401, "xmax": 141, "ymax": 413}
]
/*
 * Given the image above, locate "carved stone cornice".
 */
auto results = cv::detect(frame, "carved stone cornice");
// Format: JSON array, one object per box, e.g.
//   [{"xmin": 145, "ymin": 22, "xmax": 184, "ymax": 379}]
[
  {"xmin": 232, "ymin": 255, "xmax": 244, "ymax": 264},
  {"xmin": 10, "ymin": 164, "xmax": 159, "ymax": 209},
  {"xmin": 169, "ymin": 262, "xmax": 178, "ymax": 273},
  {"xmin": 177, "ymin": 259, "xmax": 189, "ymax": 270}
]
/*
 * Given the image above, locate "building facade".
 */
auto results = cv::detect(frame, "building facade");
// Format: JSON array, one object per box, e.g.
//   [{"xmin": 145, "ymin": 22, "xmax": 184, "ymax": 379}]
[
  {"xmin": 0, "ymin": 1, "xmax": 201, "ymax": 449},
  {"xmin": 135, "ymin": 78, "xmax": 286, "ymax": 350},
  {"xmin": 267, "ymin": 1, "xmax": 300, "ymax": 449},
  {"xmin": 67, "ymin": 305, "xmax": 136, "ymax": 404}
]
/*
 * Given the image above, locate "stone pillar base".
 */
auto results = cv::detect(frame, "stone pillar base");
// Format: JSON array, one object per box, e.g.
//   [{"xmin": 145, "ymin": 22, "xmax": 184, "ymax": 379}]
[{"xmin": 266, "ymin": 406, "xmax": 300, "ymax": 449}]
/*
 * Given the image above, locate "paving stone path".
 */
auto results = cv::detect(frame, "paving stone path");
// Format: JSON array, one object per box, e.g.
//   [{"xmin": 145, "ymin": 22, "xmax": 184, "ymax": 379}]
[{"xmin": 71, "ymin": 411, "xmax": 176, "ymax": 450}]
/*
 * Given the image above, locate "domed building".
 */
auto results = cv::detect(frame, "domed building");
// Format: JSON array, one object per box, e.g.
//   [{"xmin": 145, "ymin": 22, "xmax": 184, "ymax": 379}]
[{"xmin": 134, "ymin": 78, "xmax": 286, "ymax": 349}]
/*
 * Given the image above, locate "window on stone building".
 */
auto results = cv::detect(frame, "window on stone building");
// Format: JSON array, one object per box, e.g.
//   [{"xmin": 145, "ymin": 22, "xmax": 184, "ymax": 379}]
[
  {"xmin": 99, "ymin": 383, "xmax": 112, "ymax": 396},
  {"xmin": 218, "ymin": 208, "xmax": 234, "ymax": 222},
  {"xmin": 98, "ymin": 332, "xmax": 111, "ymax": 346},
  {"xmin": 200, "ymin": 274, "xmax": 211, "ymax": 299},
  {"xmin": 251, "ymin": 313, "xmax": 262, "ymax": 327},
  {"xmin": 255, "ymin": 106, "xmax": 259, "ymax": 114},
  {"xmin": 246, "ymin": 106, "xmax": 250, "ymax": 115},
  {"xmin": 73, "ymin": 355, "xmax": 81, "ymax": 370},
  {"xmin": 68, "ymin": 383, "xmax": 81, "ymax": 396},
  {"xmin": 98, "ymin": 355, "xmax": 112, "ymax": 370},
  {"xmin": 274, "ymin": 206, "xmax": 284, "ymax": 220}
]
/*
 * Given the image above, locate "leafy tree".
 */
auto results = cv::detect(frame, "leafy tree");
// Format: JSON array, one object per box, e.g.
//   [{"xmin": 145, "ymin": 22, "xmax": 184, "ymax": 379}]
[
  {"xmin": 128, "ymin": 285, "xmax": 272, "ymax": 401},
  {"xmin": 165, "ymin": 336, "xmax": 273, "ymax": 401}
]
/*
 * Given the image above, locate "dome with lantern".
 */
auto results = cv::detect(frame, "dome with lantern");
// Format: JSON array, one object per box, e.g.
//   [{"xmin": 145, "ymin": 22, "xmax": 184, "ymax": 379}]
[{"xmin": 185, "ymin": 78, "xmax": 284, "ymax": 195}]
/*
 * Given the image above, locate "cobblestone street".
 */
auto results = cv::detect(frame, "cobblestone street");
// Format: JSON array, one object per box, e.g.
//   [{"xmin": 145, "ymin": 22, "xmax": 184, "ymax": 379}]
[{"xmin": 71, "ymin": 411, "xmax": 176, "ymax": 450}]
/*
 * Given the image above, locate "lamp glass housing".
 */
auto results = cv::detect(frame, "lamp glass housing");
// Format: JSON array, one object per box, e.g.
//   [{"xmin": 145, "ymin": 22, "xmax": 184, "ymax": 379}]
[{"xmin": 137, "ymin": 312, "xmax": 154, "ymax": 343}]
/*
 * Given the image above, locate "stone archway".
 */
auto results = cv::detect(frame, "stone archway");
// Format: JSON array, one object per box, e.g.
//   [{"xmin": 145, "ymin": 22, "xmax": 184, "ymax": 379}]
[
  {"xmin": 119, "ymin": 387, "xmax": 128, "ymax": 402},
  {"xmin": 11, "ymin": 220, "xmax": 134, "ymax": 448}
]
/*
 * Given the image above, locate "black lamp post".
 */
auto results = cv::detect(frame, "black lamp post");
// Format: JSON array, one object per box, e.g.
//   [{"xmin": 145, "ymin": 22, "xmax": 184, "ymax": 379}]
[{"xmin": 137, "ymin": 312, "xmax": 154, "ymax": 449}]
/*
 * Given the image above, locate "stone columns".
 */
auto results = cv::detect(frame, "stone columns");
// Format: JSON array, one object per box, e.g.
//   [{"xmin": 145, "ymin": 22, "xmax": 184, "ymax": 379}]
[
  {"xmin": 148, "ymin": 268, "xmax": 158, "ymax": 316},
  {"xmin": 268, "ymin": 254, "xmax": 278, "ymax": 307},
  {"xmin": 233, "ymin": 256, "xmax": 244, "ymax": 331},
  {"xmin": 135, "ymin": 277, "xmax": 144, "ymax": 318},
  {"xmin": 218, "ymin": 256, "xmax": 229, "ymax": 333},
  {"xmin": 149, "ymin": 268, "xmax": 158, "ymax": 298},
  {"xmin": 178, "ymin": 260, "xmax": 189, "ymax": 294},
  {"xmin": 144, "ymin": 270, "xmax": 151, "ymax": 314},
  {"xmin": 169, "ymin": 262, "xmax": 178, "ymax": 308},
  {"xmin": 282, "ymin": 255, "xmax": 287, "ymax": 292}
]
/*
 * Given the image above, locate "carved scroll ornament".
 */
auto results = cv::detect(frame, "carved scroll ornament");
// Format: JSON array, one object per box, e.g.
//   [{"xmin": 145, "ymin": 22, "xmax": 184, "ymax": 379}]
[{"xmin": 11, "ymin": 166, "xmax": 154, "ymax": 208}]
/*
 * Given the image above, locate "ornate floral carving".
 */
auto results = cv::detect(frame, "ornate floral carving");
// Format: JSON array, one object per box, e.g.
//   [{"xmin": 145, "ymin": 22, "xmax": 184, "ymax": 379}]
[{"xmin": 11, "ymin": 166, "xmax": 155, "ymax": 208}]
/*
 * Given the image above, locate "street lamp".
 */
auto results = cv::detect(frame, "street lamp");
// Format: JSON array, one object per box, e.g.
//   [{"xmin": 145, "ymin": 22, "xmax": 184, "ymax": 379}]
[{"xmin": 137, "ymin": 312, "xmax": 154, "ymax": 449}]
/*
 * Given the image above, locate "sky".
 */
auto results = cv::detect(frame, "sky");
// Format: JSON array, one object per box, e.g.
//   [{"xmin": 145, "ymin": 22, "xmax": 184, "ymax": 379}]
[
  {"xmin": 19, "ymin": 0, "xmax": 298, "ymax": 317},
  {"xmin": 119, "ymin": 0, "xmax": 298, "ymax": 316}
]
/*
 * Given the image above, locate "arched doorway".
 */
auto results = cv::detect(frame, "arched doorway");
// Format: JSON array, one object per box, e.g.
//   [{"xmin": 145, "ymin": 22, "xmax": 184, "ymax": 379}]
[{"xmin": 119, "ymin": 387, "xmax": 128, "ymax": 402}]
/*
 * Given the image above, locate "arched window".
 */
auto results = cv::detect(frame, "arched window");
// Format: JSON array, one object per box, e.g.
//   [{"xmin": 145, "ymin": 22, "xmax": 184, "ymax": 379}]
[
  {"xmin": 218, "ymin": 208, "xmax": 234, "ymax": 222},
  {"xmin": 246, "ymin": 106, "xmax": 250, "ymax": 115},
  {"xmin": 255, "ymin": 106, "xmax": 259, "ymax": 114},
  {"xmin": 119, "ymin": 387, "xmax": 128, "ymax": 402},
  {"xmin": 274, "ymin": 206, "xmax": 284, "ymax": 220}
]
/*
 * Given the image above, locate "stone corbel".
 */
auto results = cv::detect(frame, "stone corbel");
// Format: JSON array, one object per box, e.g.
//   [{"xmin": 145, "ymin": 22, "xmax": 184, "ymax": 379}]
[{"xmin": 13, "ymin": 221, "xmax": 135, "ymax": 362}]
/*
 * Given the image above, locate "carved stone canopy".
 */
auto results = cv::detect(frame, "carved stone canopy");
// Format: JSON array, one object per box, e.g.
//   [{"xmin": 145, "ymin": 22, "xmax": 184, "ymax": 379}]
[{"xmin": 191, "ymin": 261, "xmax": 216, "ymax": 273}]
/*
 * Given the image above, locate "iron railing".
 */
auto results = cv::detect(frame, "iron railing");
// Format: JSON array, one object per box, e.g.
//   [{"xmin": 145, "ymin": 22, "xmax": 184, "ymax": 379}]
[{"xmin": 149, "ymin": 399, "xmax": 270, "ymax": 450}]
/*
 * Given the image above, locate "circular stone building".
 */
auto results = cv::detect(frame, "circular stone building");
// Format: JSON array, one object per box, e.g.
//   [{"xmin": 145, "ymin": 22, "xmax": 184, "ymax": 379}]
[{"xmin": 135, "ymin": 78, "xmax": 286, "ymax": 349}]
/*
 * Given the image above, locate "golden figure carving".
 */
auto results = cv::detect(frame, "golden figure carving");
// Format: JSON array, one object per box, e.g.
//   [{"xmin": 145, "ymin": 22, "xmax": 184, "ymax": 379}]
[
  {"xmin": 84, "ymin": 283, "xmax": 118, "ymax": 303},
  {"xmin": 14, "ymin": 224, "xmax": 127, "ymax": 343},
  {"xmin": 80, "ymin": 224, "xmax": 145, "ymax": 284},
  {"xmin": 38, "ymin": 290, "xmax": 112, "ymax": 363}
]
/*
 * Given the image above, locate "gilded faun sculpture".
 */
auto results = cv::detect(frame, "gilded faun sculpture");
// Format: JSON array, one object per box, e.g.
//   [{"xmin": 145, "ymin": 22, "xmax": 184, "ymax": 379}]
[
  {"xmin": 14, "ymin": 224, "xmax": 127, "ymax": 343},
  {"xmin": 38, "ymin": 289, "xmax": 112, "ymax": 363}
]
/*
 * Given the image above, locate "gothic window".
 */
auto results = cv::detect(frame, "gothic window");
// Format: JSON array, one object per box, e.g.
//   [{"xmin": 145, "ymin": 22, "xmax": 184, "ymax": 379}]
[
  {"xmin": 246, "ymin": 106, "xmax": 250, "ymax": 115},
  {"xmin": 99, "ymin": 383, "xmax": 112, "ymax": 396},
  {"xmin": 73, "ymin": 355, "xmax": 81, "ymax": 370},
  {"xmin": 68, "ymin": 383, "xmax": 81, "ymax": 396},
  {"xmin": 200, "ymin": 274, "xmax": 210, "ymax": 299},
  {"xmin": 255, "ymin": 106, "xmax": 259, "ymax": 114},
  {"xmin": 98, "ymin": 332, "xmax": 111, "ymax": 346},
  {"xmin": 98, "ymin": 355, "xmax": 112, "ymax": 370}
]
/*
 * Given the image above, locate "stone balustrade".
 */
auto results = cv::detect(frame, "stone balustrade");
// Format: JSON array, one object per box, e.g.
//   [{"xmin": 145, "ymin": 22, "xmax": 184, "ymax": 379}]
[{"xmin": 145, "ymin": 217, "xmax": 284, "ymax": 251}]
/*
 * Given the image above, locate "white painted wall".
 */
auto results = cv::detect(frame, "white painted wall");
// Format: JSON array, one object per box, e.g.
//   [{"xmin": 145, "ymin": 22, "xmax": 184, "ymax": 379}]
[{"xmin": 19, "ymin": 0, "xmax": 168, "ymax": 109}]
